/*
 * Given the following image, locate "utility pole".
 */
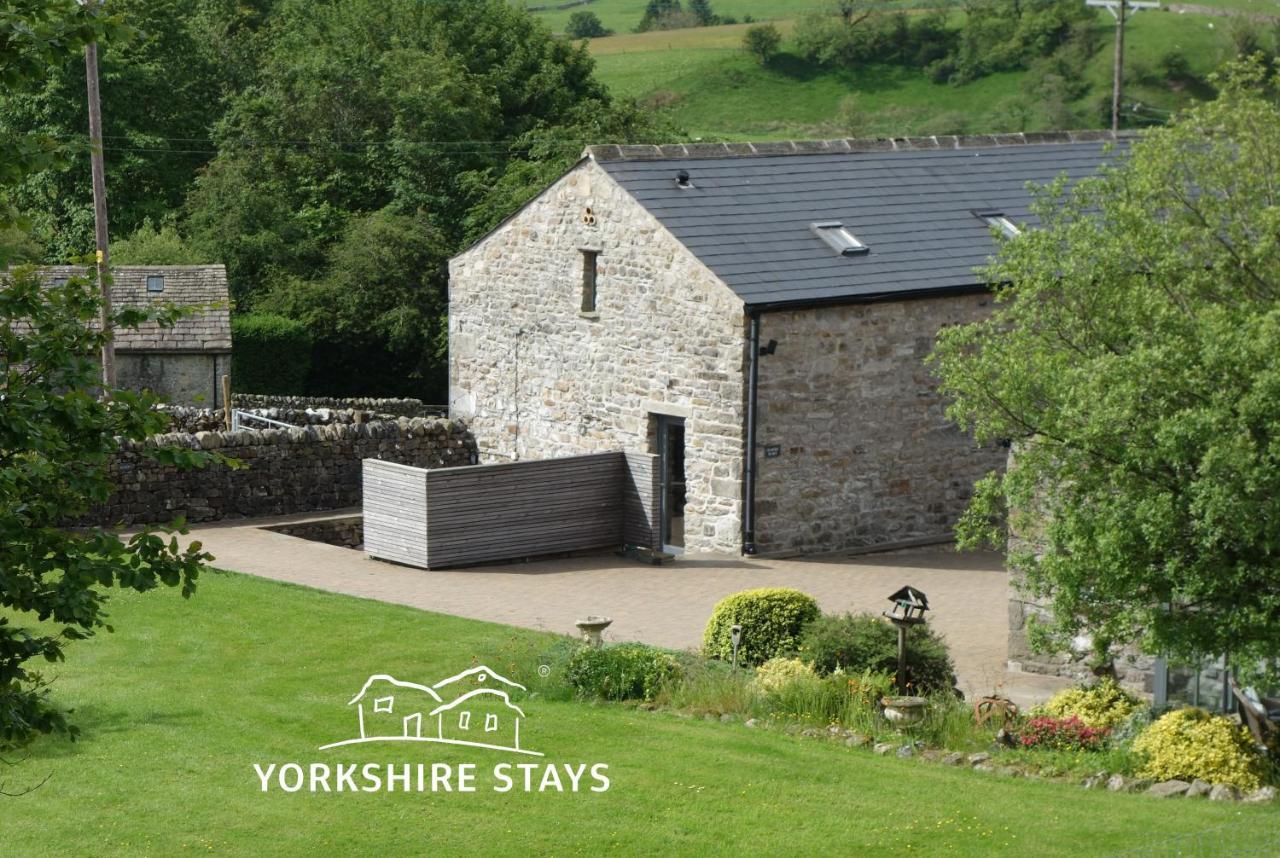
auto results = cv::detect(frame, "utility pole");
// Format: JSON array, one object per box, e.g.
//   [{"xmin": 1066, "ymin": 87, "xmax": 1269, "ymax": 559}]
[
  {"xmin": 83, "ymin": 1, "xmax": 115, "ymax": 389},
  {"xmin": 1087, "ymin": 0, "xmax": 1159, "ymax": 132}
]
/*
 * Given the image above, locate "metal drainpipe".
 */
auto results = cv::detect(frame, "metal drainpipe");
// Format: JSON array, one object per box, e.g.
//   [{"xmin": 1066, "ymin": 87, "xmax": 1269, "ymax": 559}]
[{"xmin": 743, "ymin": 311, "xmax": 761, "ymax": 555}]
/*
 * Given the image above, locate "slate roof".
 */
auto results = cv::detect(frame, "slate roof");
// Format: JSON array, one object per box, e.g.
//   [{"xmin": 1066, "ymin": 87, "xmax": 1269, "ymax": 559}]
[
  {"xmin": 589, "ymin": 131, "xmax": 1134, "ymax": 308},
  {"xmin": 39, "ymin": 265, "xmax": 231, "ymax": 352}
]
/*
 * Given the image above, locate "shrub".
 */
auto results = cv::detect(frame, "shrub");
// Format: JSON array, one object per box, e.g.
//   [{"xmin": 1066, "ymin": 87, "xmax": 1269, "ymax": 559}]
[
  {"xmin": 1133, "ymin": 708, "xmax": 1266, "ymax": 791},
  {"xmin": 230, "ymin": 313, "xmax": 312, "ymax": 395},
  {"xmin": 566, "ymin": 644, "xmax": 682, "ymax": 702},
  {"xmin": 1159, "ymin": 50, "xmax": 1191, "ymax": 81},
  {"xmin": 1019, "ymin": 715, "xmax": 1110, "ymax": 751},
  {"xmin": 743, "ymin": 24, "xmax": 782, "ymax": 65},
  {"xmin": 111, "ymin": 219, "xmax": 204, "ymax": 265},
  {"xmin": 1034, "ymin": 678, "xmax": 1144, "ymax": 730},
  {"xmin": 751, "ymin": 657, "xmax": 816, "ymax": 694},
  {"xmin": 565, "ymin": 11, "xmax": 611, "ymax": 39},
  {"xmin": 702, "ymin": 588, "xmax": 820, "ymax": 665},
  {"xmin": 797, "ymin": 612, "xmax": 955, "ymax": 692}
]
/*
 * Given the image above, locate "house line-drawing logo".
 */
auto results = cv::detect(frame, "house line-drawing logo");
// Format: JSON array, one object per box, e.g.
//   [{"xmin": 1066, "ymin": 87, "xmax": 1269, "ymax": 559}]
[{"xmin": 318, "ymin": 665, "xmax": 543, "ymax": 757}]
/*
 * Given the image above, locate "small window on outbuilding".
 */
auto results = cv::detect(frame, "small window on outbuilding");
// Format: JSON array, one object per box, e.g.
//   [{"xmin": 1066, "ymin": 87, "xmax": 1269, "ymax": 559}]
[
  {"xmin": 458, "ymin": 711, "xmax": 471, "ymax": 730},
  {"xmin": 146, "ymin": 274, "xmax": 165, "ymax": 293},
  {"xmin": 52, "ymin": 277, "xmax": 69, "ymax": 287},
  {"xmin": 974, "ymin": 211, "xmax": 1021, "ymax": 239},
  {"xmin": 485, "ymin": 713, "xmax": 498, "ymax": 732},
  {"xmin": 580, "ymin": 249, "xmax": 599, "ymax": 313},
  {"xmin": 810, "ymin": 222, "xmax": 869, "ymax": 257},
  {"xmin": 373, "ymin": 696, "xmax": 394, "ymax": 714}
]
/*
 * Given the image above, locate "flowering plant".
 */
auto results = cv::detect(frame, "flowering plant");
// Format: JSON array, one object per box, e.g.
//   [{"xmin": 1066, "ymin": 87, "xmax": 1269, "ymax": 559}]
[{"xmin": 1019, "ymin": 715, "xmax": 1110, "ymax": 751}]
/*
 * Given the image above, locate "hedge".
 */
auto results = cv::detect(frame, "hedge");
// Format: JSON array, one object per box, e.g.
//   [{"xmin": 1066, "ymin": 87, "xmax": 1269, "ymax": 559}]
[{"xmin": 231, "ymin": 314, "xmax": 312, "ymax": 395}]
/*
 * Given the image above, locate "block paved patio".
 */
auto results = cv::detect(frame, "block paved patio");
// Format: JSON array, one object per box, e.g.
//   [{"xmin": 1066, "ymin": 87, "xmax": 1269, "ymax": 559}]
[{"xmin": 186, "ymin": 510, "xmax": 1070, "ymax": 705}]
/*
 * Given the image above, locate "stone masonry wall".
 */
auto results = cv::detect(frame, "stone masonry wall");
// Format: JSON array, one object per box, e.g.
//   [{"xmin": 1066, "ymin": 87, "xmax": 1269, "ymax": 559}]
[
  {"xmin": 231, "ymin": 394, "xmax": 443, "ymax": 417},
  {"xmin": 117, "ymin": 352, "xmax": 230, "ymax": 408},
  {"xmin": 160, "ymin": 406, "xmax": 403, "ymax": 434},
  {"xmin": 449, "ymin": 158, "xmax": 748, "ymax": 554},
  {"xmin": 754, "ymin": 294, "xmax": 1006, "ymax": 554},
  {"xmin": 81, "ymin": 418, "xmax": 475, "ymax": 527}
]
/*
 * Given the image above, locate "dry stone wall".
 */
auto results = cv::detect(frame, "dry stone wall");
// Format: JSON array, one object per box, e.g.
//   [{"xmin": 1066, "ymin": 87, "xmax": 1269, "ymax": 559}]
[
  {"xmin": 449, "ymin": 158, "xmax": 748, "ymax": 554},
  {"xmin": 753, "ymin": 294, "xmax": 1006, "ymax": 554},
  {"xmin": 82, "ymin": 418, "xmax": 475, "ymax": 527},
  {"xmin": 231, "ymin": 394, "xmax": 442, "ymax": 417},
  {"xmin": 160, "ymin": 405, "xmax": 401, "ymax": 434}
]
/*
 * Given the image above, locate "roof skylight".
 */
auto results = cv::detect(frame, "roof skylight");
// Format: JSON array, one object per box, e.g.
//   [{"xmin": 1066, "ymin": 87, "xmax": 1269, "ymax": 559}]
[
  {"xmin": 974, "ymin": 211, "xmax": 1022, "ymax": 239},
  {"xmin": 810, "ymin": 221, "xmax": 869, "ymax": 257}
]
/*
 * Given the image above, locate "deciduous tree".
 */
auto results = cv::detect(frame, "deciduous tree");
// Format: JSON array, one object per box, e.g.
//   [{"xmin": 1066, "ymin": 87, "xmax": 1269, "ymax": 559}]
[{"xmin": 931, "ymin": 60, "xmax": 1280, "ymax": 678}]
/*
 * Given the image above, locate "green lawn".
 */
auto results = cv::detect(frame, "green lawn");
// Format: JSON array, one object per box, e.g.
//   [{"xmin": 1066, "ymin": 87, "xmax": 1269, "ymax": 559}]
[{"xmin": 3, "ymin": 570, "xmax": 1277, "ymax": 856}]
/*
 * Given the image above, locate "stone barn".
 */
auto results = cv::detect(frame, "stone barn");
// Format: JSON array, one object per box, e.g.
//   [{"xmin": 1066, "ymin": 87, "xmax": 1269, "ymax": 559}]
[
  {"xmin": 448, "ymin": 133, "xmax": 1126, "ymax": 556},
  {"xmin": 43, "ymin": 264, "xmax": 231, "ymax": 407}
]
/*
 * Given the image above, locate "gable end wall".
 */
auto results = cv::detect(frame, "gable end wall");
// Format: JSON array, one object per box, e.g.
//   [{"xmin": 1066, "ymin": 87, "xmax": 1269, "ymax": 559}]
[{"xmin": 449, "ymin": 159, "xmax": 748, "ymax": 554}]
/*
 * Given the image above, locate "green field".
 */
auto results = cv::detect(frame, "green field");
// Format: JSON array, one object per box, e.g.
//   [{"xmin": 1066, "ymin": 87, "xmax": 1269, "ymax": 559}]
[
  {"xmin": 2, "ymin": 570, "xmax": 1277, "ymax": 856},
  {"xmin": 525, "ymin": 2, "xmax": 1254, "ymax": 139},
  {"xmin": 529, "ymin": 0, "xmax": 1280, "ymax": 34}
]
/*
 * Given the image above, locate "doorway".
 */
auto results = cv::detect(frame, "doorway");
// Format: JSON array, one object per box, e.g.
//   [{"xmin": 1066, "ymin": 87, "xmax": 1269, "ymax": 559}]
[
  {"xmin": 655, "ymin": 415, "xmax": 686, "ymax": 552},
  {"xmin": 403, "ymin": 712, "xmax": 422, "ymax": 738}
]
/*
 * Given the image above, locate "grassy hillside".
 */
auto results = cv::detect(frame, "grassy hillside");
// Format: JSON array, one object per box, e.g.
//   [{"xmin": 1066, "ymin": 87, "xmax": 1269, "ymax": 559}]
[
  {"xmin": 529, "ymin": 0, "xmax": 1279, "ymax": 34},
  {"xmin": 528, "ymin": 0, "xmax": 816, "ymax": 33},
  {"xmin": 577, "ymin": 10, "xmax": 1238, "ymax": 139}
]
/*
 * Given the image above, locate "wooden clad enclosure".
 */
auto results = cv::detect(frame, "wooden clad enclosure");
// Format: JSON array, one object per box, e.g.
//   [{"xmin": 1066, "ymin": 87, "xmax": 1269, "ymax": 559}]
[{"xmin": 363, "ymin": 452, "xmax": 661, "ymax": 570}]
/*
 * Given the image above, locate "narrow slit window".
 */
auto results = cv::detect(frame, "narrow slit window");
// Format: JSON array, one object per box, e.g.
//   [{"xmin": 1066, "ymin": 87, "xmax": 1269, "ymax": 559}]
[
  {"xmin": 485, "ymin": 713, "xmax": 498, "ymax": 732},
  {"xmin": 581, "ymin": 249, "xmax": 598, "ymax": 313},
  {"xmin": 810, "ymin": 222, "xmax": 868, "ymax": 256},
  {"xmin": 146, "ymin": 274, "xmax": 165, "ymax": 293},
  {"xmin": 458, "ymin": 711, "xmax": 471, "ymax": 730},
  {"xmin": 975, "ymin": 211, "xmax": 1021, "ymax": 239}
]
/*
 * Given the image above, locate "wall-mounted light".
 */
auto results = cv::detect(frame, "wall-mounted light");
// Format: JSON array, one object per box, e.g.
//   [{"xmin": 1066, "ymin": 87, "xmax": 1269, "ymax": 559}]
[{"xmin": 759, "ymin": 339, "xmax": 777, "ymax": 356}]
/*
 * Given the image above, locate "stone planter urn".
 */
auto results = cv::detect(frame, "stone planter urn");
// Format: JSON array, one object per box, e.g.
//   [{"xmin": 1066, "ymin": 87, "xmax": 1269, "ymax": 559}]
[
  {"xmin": 574, "ymin": 616, "xmax": 613, "ymax": 648},
  {"xmin": 881, "ymin": 696, "xmax": 929, "ymax": 725}
]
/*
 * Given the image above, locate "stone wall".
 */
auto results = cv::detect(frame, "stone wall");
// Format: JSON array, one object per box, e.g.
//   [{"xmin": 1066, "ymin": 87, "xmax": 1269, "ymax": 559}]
[
  {"xmin": 754, "ymin": 294, "xmax": 1006, "ymax": 554},
  {"xmin": 449, "ymin": 158, "xmax": 748, "ymax": 554},
  {"xmin": 231, "ymin": 394, "xmax": 443, "ymax": 417},
  {"xmin": 160, "ymin": 405, "xmax": 401, "ymax": 434},
  {"xmin": 264, "ymin": 515, "xmax": 364, "ymax": 549},
  {"xmin": 82, "ymin": 418, "xmax": 475, "ymax": 527},
  {"xmin": 117, "ymin": 352, "xmax": 230, "ymax": 408}
]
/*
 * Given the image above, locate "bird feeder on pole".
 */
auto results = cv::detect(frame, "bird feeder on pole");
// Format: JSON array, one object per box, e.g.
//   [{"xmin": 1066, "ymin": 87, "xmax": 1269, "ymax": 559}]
[{"xmin": 883, "ymin": 586, "xmax": 930, "ymax": 691}]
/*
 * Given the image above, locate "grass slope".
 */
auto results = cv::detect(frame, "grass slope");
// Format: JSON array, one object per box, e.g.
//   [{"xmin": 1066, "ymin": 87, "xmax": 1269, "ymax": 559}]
[
  {"xmin": 530, "ymin": 0, "xmax": 1279, "ymax": 35},
  {"xmin": 574, "ymin": 10, "xmax": 1237, "ymax": 139},
  {"xmin": 3, "ymin": 570, "xmax": 1277, "ymax": 855}
]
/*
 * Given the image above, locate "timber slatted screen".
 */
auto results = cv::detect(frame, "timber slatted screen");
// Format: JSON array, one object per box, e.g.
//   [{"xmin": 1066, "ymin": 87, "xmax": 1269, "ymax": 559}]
[
  {"xmin": 363, "ymin": 459, "xmax": 429, "ymax": 566},
  {"xmin": 363, "ymin": 451, "xmax": 661, "ymax": 570},
  {"xmin": 622, "ymin": 451, "xmax": 660, "ymax": 551}
]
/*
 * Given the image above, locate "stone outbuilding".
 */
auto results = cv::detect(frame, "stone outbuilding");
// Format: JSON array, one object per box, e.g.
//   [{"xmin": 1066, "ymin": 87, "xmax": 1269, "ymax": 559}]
[
  {"xmin": 42, "ymin": 264, "xmax": 232, "ymax": 407},
  {"xmin": 448, "ymin": 133, "xmax": 1125, "ymax": 556}
]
